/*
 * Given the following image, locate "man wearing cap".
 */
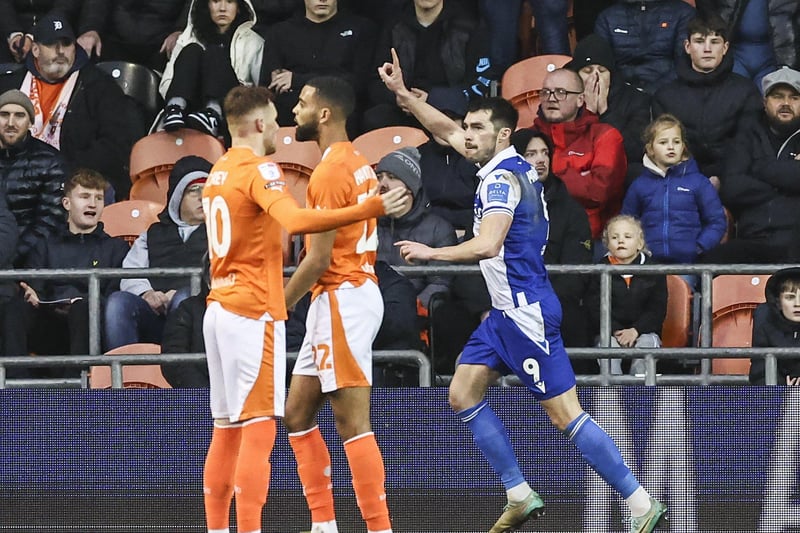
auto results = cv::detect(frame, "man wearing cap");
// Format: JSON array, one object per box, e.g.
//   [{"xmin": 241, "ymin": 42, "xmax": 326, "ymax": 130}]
[
  {"xmin": 0, "ymin": 88, "xmax": 66, "ymax": 266},
  {"xmin": 653, "ymin": 14, "xmax": 762, "ymax": 188},
  {"xmin": 701, "ymin": 66, "xmax": 800, "ymax": 263},
  {"xmin": 103, "ymin": 156, "xmax": 211, "ymax": 350},
  {"xmin": 0, "ymin": 10, "xmax": 144, "ymax": 200},
  {"xmin": 376, "ymin": 146, "xmax": 457, "ymax": 310},
  {"xmin": 567, "ymin": 33, "xmax": 650, "ymax": 186}
]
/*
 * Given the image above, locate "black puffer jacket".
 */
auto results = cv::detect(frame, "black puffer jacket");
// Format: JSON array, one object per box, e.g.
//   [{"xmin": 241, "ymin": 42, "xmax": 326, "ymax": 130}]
[
  {"xmin": 0, "ymin": 188, "xmax": 18, "ymax": 299},
  {"xmin": 24, "ymin": 222, "xmax": 129, "ymax": 301},
  {"xmin": 721, "ymin": 113, "xmax": 800, "ymax": 248},
  {"xmin": 749, "ymin": 267, "xmax": 800, "ymax": 385},
  {"xmin": 595, "ymin": 0, "xmax": 696, "ymax": 94},
  {"xmin": 0, "ymin": 50, "xmax": 146, "ymax": 200},
  {"xmin": 653, "ymin": 52, "xmax": 763, "ymax": 179},
  {"xmin": 602, "ymin": 78, "xmax": 651, "ymax": 185},
  {"xmin": 0, "ymin": 134, "xmax": 66, "ymax": 265},
  {"xmin": 78, "ymin": 0, "xmax": 187, "ymax": 45},
  {"xmin": 587, "ymin": 252, "xmax": 668, "ymax": 337}
]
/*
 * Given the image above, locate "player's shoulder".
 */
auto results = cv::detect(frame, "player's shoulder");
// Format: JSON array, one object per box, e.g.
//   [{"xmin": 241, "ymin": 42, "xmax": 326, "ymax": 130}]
[{"xmin": 315, "ymin": 142, "xmax": 371, "ymax": 181}]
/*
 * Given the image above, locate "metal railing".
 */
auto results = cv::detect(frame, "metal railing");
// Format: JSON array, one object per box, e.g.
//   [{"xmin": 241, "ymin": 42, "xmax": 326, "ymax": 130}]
[{"xmin": 0, "ymin": 263, "xmax": 797, "ymax": 387}]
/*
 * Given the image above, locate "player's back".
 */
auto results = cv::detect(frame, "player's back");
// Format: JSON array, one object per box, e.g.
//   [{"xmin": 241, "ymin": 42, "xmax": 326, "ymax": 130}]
[
  {"xmin": 203, "ymin": 147, "xmax": 292, "ymax": 321},
  {"xmin": 306, "ymin": 141, "xmax": 378, "ymax": 290}
]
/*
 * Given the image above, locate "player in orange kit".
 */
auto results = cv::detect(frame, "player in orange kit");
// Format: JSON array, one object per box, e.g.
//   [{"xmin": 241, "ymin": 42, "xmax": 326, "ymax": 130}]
[
  {"xmin": 200, "ymin": 85, "xmax": 406, "ymax": 533},
  {"xmin": 281, "ymin": 76, "xmax": 393, "ymax": 533}
]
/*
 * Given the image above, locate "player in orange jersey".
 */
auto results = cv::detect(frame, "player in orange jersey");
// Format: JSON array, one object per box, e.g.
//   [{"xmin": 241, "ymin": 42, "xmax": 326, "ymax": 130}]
[
  {"xmin": 200, "ymin": 85, "xmax": 406, "ymax": 533},
  {"xmin": 281, "ymin": 76, "xmax": 393, "ymax": 533}
]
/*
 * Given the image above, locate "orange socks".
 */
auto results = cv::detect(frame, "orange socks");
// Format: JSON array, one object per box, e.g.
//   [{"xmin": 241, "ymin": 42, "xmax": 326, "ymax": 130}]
[
  {"xmin": 203, "ymin": 419, "xmax": 276, "ymax": 533},
  {"xmin": 234, "ymin": 418, "xmax": 277, "ymax": 533},
  {"xmin": 289, "ymin": 426, "xmax": 336, "ymax": 524},
  {"xmin": 344, "ymin": 432, "xmax": 392, "ymax": 532},
  {"xmin": 203, "ymin": 424, "xmax": 242, "ymax": 531}
]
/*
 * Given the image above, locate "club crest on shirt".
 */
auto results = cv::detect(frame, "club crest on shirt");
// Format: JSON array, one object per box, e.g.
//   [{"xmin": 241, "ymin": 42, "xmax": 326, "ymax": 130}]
[
  {"xmin": 258, "ymin": 162, "xmax": 281, "ymax": 181},
  {"xmin": 487, "ymin": 182, "xmax": 510, "ymax": 204}
]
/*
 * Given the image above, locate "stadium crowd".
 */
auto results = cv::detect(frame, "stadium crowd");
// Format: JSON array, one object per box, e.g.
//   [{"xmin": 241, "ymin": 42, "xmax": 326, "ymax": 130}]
[{"xmin": 0, "ymin": 0, "xmax": 799, "ymax": 386}]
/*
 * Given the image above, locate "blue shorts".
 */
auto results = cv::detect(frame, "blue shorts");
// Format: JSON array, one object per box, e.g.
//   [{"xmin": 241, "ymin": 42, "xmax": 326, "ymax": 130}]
[{"xmin": 460, "ymin": 293, "xmax": 576, "ymax": 400}]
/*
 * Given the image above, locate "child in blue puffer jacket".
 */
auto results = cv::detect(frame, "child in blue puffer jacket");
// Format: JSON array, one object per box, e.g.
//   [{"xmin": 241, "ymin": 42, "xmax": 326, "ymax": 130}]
[{"xmin": 621, "ymin": 113, "xmax": 727, "ymax": 268}]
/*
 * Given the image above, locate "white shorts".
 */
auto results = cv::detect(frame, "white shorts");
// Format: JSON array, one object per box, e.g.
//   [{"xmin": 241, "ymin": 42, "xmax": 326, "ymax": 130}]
[
  {"xmin": 293, "ymin": 280, "xmax": 383, "ymax": 392},
  {"xmin": 203, "ymin": 301, "xmax": 286, "ymax": 421}
]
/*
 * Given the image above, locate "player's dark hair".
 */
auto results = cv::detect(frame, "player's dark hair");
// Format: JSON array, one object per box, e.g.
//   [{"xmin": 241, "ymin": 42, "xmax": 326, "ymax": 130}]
[
  {"xmin": 305, "ymin": 76, "xmax": 355, "ymax": 119},
  {"xmin": 224, "ymin": 86, "xmax": 275, "ymax": 121},
  {"xmin": 467, "ymin": 97, "xmax": 519, "ymax": 132}
]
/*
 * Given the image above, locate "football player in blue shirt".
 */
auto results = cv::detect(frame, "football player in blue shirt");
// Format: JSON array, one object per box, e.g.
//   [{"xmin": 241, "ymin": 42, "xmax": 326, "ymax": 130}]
[{"xmin": 379, "ymin": 49, "xmax": 667, "ymax": 533}]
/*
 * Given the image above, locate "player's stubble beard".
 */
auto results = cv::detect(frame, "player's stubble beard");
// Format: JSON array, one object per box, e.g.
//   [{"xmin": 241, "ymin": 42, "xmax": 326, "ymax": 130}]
[{"xmin": 295, "ymin": 118, "xmax": 320, "ymax": 143}]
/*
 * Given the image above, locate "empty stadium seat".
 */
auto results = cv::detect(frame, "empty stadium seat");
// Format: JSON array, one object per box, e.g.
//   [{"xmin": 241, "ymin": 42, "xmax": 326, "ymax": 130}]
[
  {"xmin": 352, "ymin": 126, "xmax": 429, "ymax": 167},
  {"xmin": 90, "ymin": 343, "xmax": 171, "ymax": 389},
  {"xmin": 710, "ymin": 274, "xmax": 770, "ymax": 374},
  {"xmin": 100, "ymin": 199, "xmax": 163, "ymax": 244},
  {"xmin": 97, "ymin": 61, "xmax": 163, "ymax": 123},
  {"xmin": 501, "ymin": 54, "xmax": 572, "ymax": 129},
  {"xmin": 129, "ymin": 130, "xmax": 225, "ymax": 204},
  {"xmin": 662, "ymin": 275, "xmax": 693, "ymax": 348}
]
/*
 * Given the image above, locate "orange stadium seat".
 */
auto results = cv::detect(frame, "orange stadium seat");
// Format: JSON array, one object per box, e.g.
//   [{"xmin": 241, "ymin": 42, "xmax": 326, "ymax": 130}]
[
  {"xmin": 710, "ymin": 274, "xmax": 770, "ymax": 375},
  {"xmin": 662, "ymin": 275, "xmax": 693, "ymax": 348},
  {"xmin": 501, "ymin": 54, "xmax": 572, "ymax": 129},
  {"xmin": 271, "ymin": 127, "xmax": 321, "ymax": 264},
  {"xmin": 352, "ymin": 126, "xmax": 429, "ymax": 167},
  {"xmin": 100, "ymin": 200, "xmax": 163, "ymax": 244},
  {"xmin": 129, "ymin": 129, "xmax": 225, "ymax": 204},
  {"xmin": 90, "ymin": 343, "xmax": 172, "ymax": 389}
]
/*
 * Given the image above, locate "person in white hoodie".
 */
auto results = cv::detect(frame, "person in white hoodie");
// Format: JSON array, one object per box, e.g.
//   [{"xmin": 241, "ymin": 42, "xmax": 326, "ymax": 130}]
[{"xmin": 157, "ymin": 0, "xmax": 264, "ymax": 137}]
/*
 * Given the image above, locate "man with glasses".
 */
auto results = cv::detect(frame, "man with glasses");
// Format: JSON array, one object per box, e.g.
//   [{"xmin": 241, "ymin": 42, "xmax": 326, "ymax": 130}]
[
  {"xmin": 533, "ymin": 68, "xmax": 627, "ymax": 250},
  {"xmin": 104, "ymin": 155, "xmax": 212, "ymax": 350}
]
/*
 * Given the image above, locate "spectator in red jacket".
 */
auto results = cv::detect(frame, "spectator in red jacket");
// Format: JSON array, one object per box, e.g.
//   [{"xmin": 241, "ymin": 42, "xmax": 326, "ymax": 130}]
[{"xmin": 533, "ymin": 68, "xmax": 627, "ymax": 247}]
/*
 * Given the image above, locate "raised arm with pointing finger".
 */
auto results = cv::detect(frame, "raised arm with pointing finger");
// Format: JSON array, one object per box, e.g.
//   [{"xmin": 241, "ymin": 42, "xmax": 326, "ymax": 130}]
[{"xmin": 378, "ymin": 48, "xmax": 468, "ymax": 157}]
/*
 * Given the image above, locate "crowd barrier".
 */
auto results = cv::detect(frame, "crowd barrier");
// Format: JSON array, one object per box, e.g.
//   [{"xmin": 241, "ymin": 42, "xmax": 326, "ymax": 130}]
[{"xmin": 0, "ymin": 263, "xmax": 798, "ymax": 387}]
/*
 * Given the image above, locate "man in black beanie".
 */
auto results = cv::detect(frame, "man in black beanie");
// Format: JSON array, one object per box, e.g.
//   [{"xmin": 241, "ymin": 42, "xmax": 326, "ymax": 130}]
[{"xmin": 375, "ymin": 146, "xmax": 457, "ymax": 310}]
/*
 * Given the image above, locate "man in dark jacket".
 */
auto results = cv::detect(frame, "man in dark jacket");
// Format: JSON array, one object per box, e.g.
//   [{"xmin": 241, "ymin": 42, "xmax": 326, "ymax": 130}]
[
  {"xmin": 705, "ymin": 66, "xmax": 800, "ymax": 263},
  {"xmin": 259, "ymin": 0, "xmax": 375, "ymax": 127},
  {"xmin": 4, "ymin": 169, "xmax": 129, "ymax": 377},
  {"xmin": 104, "ymin": 156, "xmax": 211, "ymax": 350},
  {"xmin": 749, "ymin": 267, "xmax": 800, "ymax": 385},
  {"xmin": 363, "ymin": 0, "xmax": 495, "ymax": 132},
  {"xmin": 0, "ymin": 11, "xmax": 145, "ymax": 199},
  {"xmin": 653, "ymin": 14, "xmax": 762, "ymax": 185},
  {"xmin": 375, "ymin": 146, "xmax": 457, "ymax": 310},
  {"xmin": 0, "ymin": 89, "xmax": 66, "ymax": 266},
  {"xmin": 567, "ymin": 34, "xmax": 651, "ymax": 186},
  {"xmin": 595, "ymin": 0, "xmax": 696, "ymax": 94},
  {"xmin": 0, "ymin": 0, "xmax": 82, "ymax": 62}
]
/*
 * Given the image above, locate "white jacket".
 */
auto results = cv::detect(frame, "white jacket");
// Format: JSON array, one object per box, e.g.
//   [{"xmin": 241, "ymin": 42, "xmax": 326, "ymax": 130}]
[{"xmin": 158, "ymin": 0, "xmax": 264, "ymax": 99}]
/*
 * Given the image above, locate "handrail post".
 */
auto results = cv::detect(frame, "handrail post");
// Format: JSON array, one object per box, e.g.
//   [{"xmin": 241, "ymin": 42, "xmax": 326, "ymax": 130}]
[
  {"xmin": 111, "ymin": 361, "xmax": 124, "ymax": 389},
  {"xmin": 644, "ymin": 353, "xmax": 657, "ymax": 386},
  {"xmin": 765, "ymin": 353, "xmax": 778, "ymax": 386},
  {"xmin": 598, "ymin": 270, "xmax": 612, "ymax": 386},
  {"xmin": 699, "ymin": 269, "xmax": 713, "ymax": 385},
  {"xmin": 88, "ymin": 273, "xmax": 102, "ymax": 356}
]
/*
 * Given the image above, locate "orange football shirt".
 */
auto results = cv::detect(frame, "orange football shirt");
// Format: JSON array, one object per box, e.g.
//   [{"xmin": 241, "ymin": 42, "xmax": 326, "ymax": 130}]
[{"xmin": 306, "ymin": 142, "xmax": 379, "ymax": 291}]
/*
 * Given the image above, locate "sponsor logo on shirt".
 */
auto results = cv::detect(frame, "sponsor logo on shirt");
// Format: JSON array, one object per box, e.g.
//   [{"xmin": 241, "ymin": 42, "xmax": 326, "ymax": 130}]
[
  {"xmin": 258, "ymin": 162, "xmax": 282, "ymax": 181},
  {"xmin": 487, "ymin": 182, "xmax": 510, "ymax": 204},
  {"xmin": 677, "ymin": 186, "xmax": 691, "ymax": 192}
]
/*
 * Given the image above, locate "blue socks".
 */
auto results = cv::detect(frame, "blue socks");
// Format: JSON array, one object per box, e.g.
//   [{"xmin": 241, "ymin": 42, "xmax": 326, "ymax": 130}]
[
  {"xmin": 565, "ymin": 412, "xmax": 640, "ymax": 498},
  {"xmin": 458, "ymin": 400, "xmax": 525, "ymax": 490}
]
